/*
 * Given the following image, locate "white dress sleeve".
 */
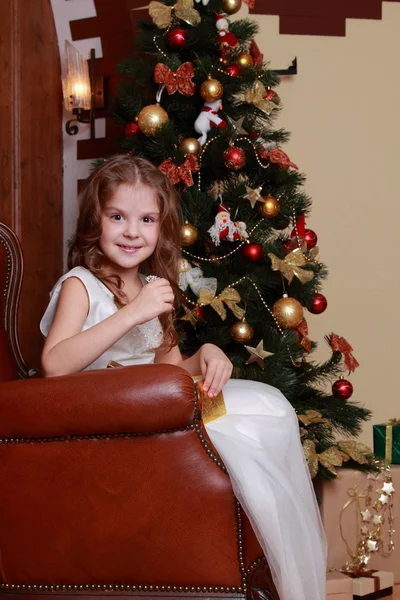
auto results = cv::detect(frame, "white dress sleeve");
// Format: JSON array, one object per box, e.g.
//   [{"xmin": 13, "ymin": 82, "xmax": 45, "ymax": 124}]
[{"xmin": 39, "ymin": 266, "xmax": 110, "ymax": 337}]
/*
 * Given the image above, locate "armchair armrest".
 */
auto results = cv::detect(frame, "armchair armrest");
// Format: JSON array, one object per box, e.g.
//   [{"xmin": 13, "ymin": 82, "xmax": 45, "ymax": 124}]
[{"xmin": 0, "ymin": 364, "xmax": 197, "ymax": 439}]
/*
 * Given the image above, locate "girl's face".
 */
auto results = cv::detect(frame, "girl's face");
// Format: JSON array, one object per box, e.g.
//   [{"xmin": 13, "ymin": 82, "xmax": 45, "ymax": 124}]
[{"xmin": 99, "ymin": 183, "xmax": 161, "ymax": 276}]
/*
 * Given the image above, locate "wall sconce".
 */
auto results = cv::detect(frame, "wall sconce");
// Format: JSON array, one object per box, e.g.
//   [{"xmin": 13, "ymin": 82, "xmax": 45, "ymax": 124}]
[{"xmin": 62, "ymin": 41, "xmax": 104, "ymax": 138}]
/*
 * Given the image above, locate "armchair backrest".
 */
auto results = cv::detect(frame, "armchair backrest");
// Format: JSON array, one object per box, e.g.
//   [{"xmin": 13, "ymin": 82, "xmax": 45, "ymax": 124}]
[{"xmin": 0, "ymin": 222, "xmax": 30, "ymax": 381}]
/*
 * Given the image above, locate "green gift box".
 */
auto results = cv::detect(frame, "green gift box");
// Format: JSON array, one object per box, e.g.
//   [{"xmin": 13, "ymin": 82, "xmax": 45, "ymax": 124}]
[{"xmin": 373, "ymin": 419, "xmax": 400, "ymax": 464}]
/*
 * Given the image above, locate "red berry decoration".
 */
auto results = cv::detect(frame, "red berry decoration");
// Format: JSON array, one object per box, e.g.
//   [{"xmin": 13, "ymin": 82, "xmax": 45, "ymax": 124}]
[
  {"xmin": 125, "ymin": 122, "xmax": 140, "ymax": 137},
  {"xmin": 225, "ymin": 64, "xmax": 241, "ymax": 77},
  {"xmin": 308, "ymin": 293, "xmax": 328, "ymax": 315},
  {"xmin": 304, "ymin": 229, "xmax": 318, "ymax": 249},
  {"xmin": 223, "ymin": 145, "xmax": 246, "ymax": 170},
  {"xmin": 243, "ymin": 242, "xmax": 263, "ymax": 262},
  {"xmin": 167, "ymin": 27, "xmax": 188, "ymax": 49},
  {"xmin": 332, "ymin": 377, "xmax": 353, "ymax": 400}
]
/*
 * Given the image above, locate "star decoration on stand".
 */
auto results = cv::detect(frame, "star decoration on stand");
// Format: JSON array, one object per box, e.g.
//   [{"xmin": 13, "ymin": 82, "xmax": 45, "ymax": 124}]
[
  {"xmin": 372, "ymin": 514, "xmax": 383, "ymax": 525},
  {"xmin": 366, "ymin": 539, "xmax": 378, "ymax": 552},
  {"xmin": 361, "ymin": 525, "xmax": 370, "ymax": 535},
  {"xmin": 244, "ymin": 340, "xmax": 274, "ymax": 369},
  {"xmin": 244, "ymin": 185, "xmax": 264, "ymax": 209},
  {"xmin": 361, "ymin": 509, "xmax": 372, "ymax": 522},
  {"xmin": 382, "ymin": 482, "xmax": 395, "ymax": 495},
  {"xmin": 379, "ymin": 493, "xmax": 389, "ymax": 505}
]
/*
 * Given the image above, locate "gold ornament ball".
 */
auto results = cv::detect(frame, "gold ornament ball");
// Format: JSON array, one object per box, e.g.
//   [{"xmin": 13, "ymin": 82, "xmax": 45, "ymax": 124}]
[
  {"xmin": 258, "ymin": 195, "xmax": 280, "ymax": 218},
  {"xmin": 273, "ymin": 295, "xmax": 304, "ymax": 329},
  {"xmin": 235, "ymin": 52, "xmax": 254, "ymax": 68},
  {"xmin": 181, "ymin": 222, "xmax": 198, "ymax": 247},
  {"xmin": 221, "ymin": 0, "xmax": 242, "ymax": 14},
  {"xmin": 137, "ymin": 104, "xmax": 169, "ymax": 136},
  {"xmin": 230, "ymin": 319, "xmax": 254, "ymax": 343},
  {"xmin": 179, "ymin": 137, "xmax": 201, "ymax": 156},
  {"xmin": 200, "ymin": 78, "xmax": 224, "ymax": 102}
]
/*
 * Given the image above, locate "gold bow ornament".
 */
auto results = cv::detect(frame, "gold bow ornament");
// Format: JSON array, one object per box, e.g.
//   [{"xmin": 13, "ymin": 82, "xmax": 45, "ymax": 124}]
[
  {"xmin": 244, "ymin": 80, "xmax": 279, "ymax": 115},
  {"xmin": 198, "ymin": 286, "xmax": 244, "ymax": 321},
  {"xmin": 303, "ymin": 439, "xmax": 372, "ymax": 478},
  {"xmin": 298, "ymin": 410, "xmax": 331, "ymax": 428},
  {"xmin": 149, "ymin": 0, "xmax": 201, "ymax": 28},
  {"xmin": 303, "ymin": 440, "xmax": 349, "ymax": 479},
  {"xmin": 268, "ymin": 248, "xmax": 314, "ymax": 285},
  {"xmin": 337, "ymin": 441, "xmax": 372, "ymax": 465}
]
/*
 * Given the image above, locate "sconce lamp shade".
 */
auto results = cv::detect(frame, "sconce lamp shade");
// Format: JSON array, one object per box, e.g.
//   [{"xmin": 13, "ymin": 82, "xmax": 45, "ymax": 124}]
[{"xmin": 62, "ymin": 41, "xmax": 91, "ymax": 111}]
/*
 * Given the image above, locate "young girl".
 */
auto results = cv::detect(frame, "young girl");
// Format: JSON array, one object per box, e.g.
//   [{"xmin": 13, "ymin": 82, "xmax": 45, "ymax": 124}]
[{"xmin": 40, "ymin": 155, "xmax": 326, "ymax": 600}]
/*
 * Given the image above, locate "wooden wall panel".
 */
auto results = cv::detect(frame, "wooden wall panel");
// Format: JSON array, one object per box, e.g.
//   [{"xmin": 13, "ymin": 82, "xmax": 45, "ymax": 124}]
[
  {"xmin": 0, "ymin": 0, "xmax": 62, "ymax": 370},
  {"xmin": 70, "ymin": 0, "xmax": 144, "ymax": 160},
  {"xmin": 251, "ymin": 0, "xmax": 400, "ymax": 35}
]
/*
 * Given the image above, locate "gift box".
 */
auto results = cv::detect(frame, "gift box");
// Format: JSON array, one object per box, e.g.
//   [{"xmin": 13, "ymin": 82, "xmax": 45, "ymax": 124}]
[
  {"xmin": 326, "ymin": 571, "xmax": 353, "ymax": 599},
  {"xmin": 318, "ymin": 467, "xmax": 399, "ymax": 583},
  {"xmin": 351, "ymin": 570, "xmax": 393, "ymax": 599},
  {"xmin": 373, "ymin": 421, "xmax": 400, "ymax": 464}
]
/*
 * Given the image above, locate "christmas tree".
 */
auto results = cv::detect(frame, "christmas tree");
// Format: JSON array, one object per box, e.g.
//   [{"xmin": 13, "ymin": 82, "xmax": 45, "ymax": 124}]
[{"xmin": 112, "ymin": 0, "xmax": 374, "ymax": 480}]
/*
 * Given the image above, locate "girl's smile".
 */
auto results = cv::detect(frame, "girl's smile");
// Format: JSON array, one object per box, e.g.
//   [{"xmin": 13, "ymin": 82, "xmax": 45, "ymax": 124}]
[{"xmin": 117, "ymin": 244, "xmax": 143, "ymax": 253}]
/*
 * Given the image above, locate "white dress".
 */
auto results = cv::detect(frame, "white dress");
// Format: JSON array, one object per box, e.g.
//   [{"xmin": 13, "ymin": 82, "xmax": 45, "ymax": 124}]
[{"xmin": 41, "ymin": 267, "xmax": 327, "ymax": 600}]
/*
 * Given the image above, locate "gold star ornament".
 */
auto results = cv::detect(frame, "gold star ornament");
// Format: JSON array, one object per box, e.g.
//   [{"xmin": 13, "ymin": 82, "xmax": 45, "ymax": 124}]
[
  {"xmin": 244, "ymin": 340, "xmax": 273, "ymax": 369},
  {"xmin": 244, "ymin": 185, "xmax": 264, "ymax": 209}
]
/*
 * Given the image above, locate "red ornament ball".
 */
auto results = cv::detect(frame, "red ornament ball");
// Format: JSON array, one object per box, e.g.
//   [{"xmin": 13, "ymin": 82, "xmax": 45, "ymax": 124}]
[
  {"xmin": 282, "ymin": 238, "xmax": 292, "ymax": 255},
  {"xmin": 304, "ymin": 229, "xmax": 318, "ymax": 249},
  {"xmin": 332, "ymin": 377, "xmax": 353, "ymax": 400},
  {"xmin": 225, "ymin": 64, "xmax": 241, "ymax": 77},
  {"xmin": 125, "ymin": 122, "xmax": 140, "ymax": 137},
  {"xmin": 243, "ymin": 242, "xmax": 263, "ymax": 262},
  {"xmin": 308, "ymin": 293, "xmax": 328, "ymax": 315},
  {"xmin": 167, "ymin": 27, "xmax": 188, "ymax": 49},
  {"xmin": 289, "ymin": 236, "xmax": 307, "ymax": 253},
  {"xmin": 264, "ymin": 88, "xmax": 280, "ymax": 105},
  {"xmin": 223, "ymin": 146, "xmax": 246, "ymax": 170},
  {"xmin": 194, "ymin": 305, "xmax": 205, "ymax": 319}
]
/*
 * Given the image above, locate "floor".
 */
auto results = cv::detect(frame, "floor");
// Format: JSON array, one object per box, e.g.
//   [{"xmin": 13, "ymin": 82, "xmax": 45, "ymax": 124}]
[{"xmin": 390, "ymin": 585, "xmax": 400, "ymax": 598}]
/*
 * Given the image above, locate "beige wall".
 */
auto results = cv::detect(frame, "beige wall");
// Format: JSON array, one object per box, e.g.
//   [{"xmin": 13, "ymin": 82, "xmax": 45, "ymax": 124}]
[{"xmin": 236, "ymin": 2, "xmax": 400, "ymax": 446}]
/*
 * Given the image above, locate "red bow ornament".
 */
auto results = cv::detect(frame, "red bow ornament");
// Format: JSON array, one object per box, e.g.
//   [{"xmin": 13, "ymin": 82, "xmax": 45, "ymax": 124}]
[
  {"xmin": 154, "ymin": 62, "xmax": 195, "ymax": 96},
  {"xmin": 259, "ymin": 146, "xmax": 299, "ymax": 170},
  {"xmin": 159, "ymin": 154, "xmax": 199, "ymax": 187},
  {"xmin": 296, "ymin": 319, "xmax": 312, "ymax": 353},
  {"xmin": 250, "ymin": 40, "xmax": 263, "ymax": 65},
  {"xmin": 329, "ymin": 333, "xmax": 360, "ymax": 373}
]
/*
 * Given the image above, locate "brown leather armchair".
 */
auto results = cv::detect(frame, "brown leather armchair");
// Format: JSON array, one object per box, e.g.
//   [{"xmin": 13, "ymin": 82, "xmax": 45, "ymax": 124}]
[{"xmin": 0, "ymin": 223, "xmax": 279, "ymax": 600}]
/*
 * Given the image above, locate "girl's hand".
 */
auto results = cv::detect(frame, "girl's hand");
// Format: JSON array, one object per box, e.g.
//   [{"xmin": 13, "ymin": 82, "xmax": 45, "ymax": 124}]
[
  {"xmin": 199, "ymin": 343, "xmax": 233, "ymax": 397},
  {"xmin": 128, "ymin": 278, "xmax": 174, "ymax": 325}
]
